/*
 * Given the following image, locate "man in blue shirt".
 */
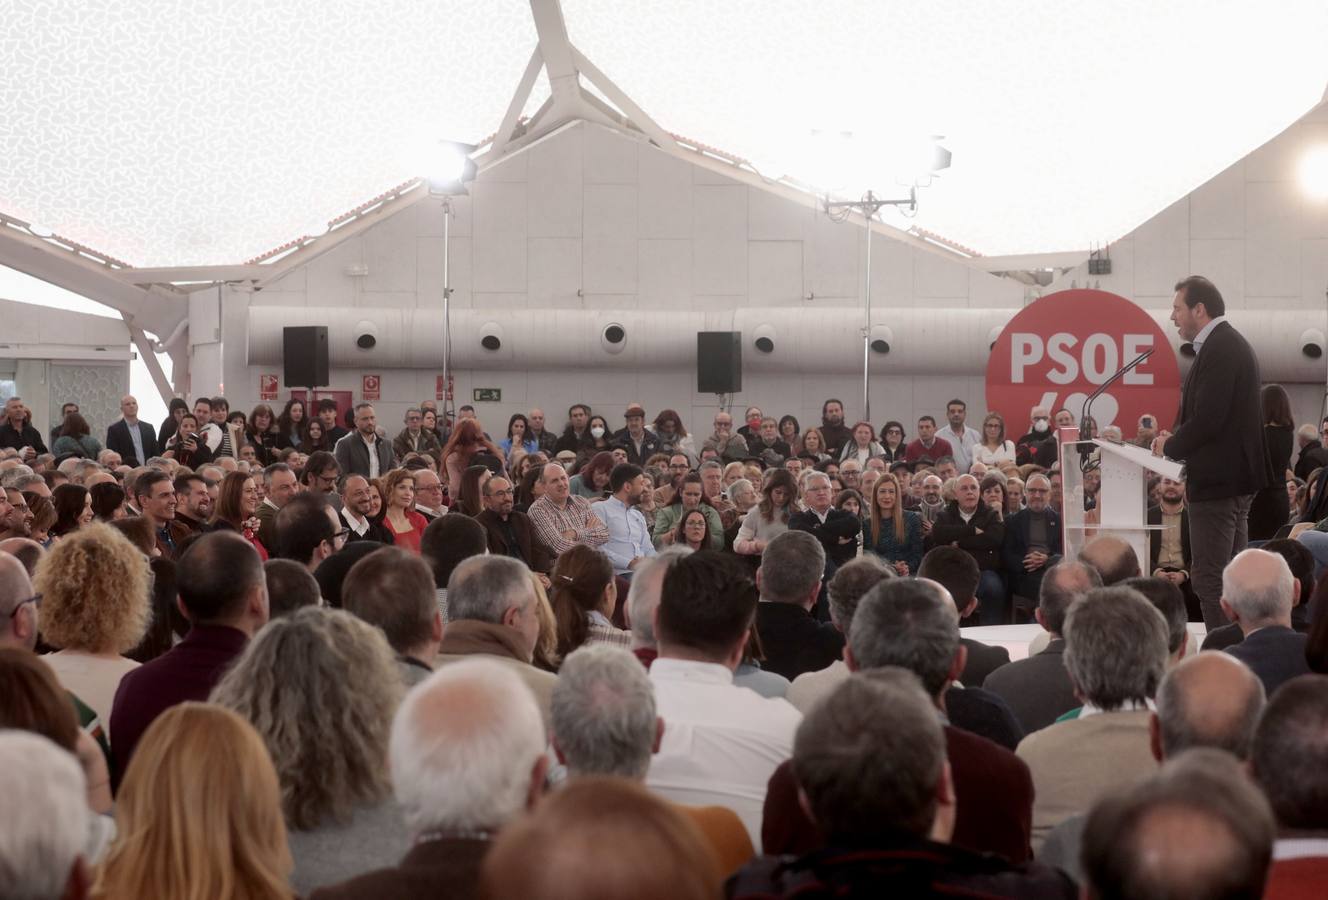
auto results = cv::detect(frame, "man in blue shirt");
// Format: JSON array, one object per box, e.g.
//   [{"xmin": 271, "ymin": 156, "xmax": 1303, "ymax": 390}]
[{"xmin": 591, "ymin": 464, "xmax": 656, "ymax": 579}]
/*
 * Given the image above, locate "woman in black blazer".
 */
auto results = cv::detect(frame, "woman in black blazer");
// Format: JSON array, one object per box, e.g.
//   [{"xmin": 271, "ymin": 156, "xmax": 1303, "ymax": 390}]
[{"xmin": 1248, "ymin": 384, "xmax": 1294, "ymax": 540}]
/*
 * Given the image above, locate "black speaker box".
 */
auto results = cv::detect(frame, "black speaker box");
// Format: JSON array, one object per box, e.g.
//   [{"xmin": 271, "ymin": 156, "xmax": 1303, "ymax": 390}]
[
  {"xmin": 697, "ymin": 331, "xmax": 742, "ymax": 394},
  {"xmin": 283, "ymin": 326, "xmax": 329, "ymax": 387}
]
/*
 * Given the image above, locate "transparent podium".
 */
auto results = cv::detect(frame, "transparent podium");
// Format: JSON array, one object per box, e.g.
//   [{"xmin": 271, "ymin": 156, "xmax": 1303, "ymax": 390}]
[{"xmin": 1056, "ymin": 425, "xmax": 1185, "ymax": 571}]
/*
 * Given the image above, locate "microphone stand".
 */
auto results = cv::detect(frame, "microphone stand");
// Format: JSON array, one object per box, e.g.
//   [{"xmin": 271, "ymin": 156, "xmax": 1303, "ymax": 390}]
[{"xmin": 1079, "ymin": 348, "xmax": 1155, "ymax": 467}]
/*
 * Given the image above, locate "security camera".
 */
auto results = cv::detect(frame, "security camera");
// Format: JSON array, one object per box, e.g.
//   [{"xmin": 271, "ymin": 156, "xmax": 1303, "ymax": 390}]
[
  {"xmin": 753, "ymin": 324, "xmax": 776, "ymax": 354},
  {"xmin": 479, "ymin": 321, "xmax": 504, "ymax": 352},
  {"xmin": 354, "ymin": 320, "xmax": 378, "ymax": 350},
  {"xmin": 600, "ymin": 322, "xmax": 627, "ymax": 355},
  {"xmin": 869, "ymin": 325, "xmax": 894, "ymax": 355},
  {"xmin": 1300, "ymin": 329, "xmax": 1324, "ymax": 359}
]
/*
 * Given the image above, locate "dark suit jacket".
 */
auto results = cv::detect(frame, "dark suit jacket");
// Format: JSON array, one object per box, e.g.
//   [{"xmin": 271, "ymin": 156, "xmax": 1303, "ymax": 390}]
[
  {"xmin": 754, "ymin": 602, "xmax": 845, "ymax": 681},
  {"xmin": 788, "ymin": 507, "xmax": 861, "ymax": 576},
  {"xmin": 1163, "ymin": 320, "xmax": 1273, "ymax": 501},
  {"xmin": 105, "ymin": 419, "xmax": 159, "ymax": 467},
  {"xmin": 307, "ymin": 836, "xmax": 488, "ymax": 900},
  {"xmin": 1147, "ymin": 505, "xmax": 1191, "ymax": 573},
  {"xmin": 1224, "ymin": 626, "xmax": 1309, "ymax": 697},
  {"xmin": 332, "ymin": 432, "xmax": 396, "ymax": 479},
  {"xmin": 610, "ymin": 428, "xmax": 664, "ymax": 466},
  {"xmin": 931, "ymin": 502, "xmax": 1005, "ymax": 570},
  {"xmin": 1200, "ymin": 622, "xmax": 1244, "ymax": 651},
  {"xmin": 982, "ymin": 638, "xmax": 1080, "ymax": 734},
  {"xmin": 1001, "ymin": 508, "xmax": 1062, "ymax": 576},
  {"xmin": 762, "ymin": 724, "xmax": 1035, "ymax": 863},
  {"xmin": 959, "ymin": 637, "xmax": 1011, "ymax": 689},
  {"xmin": 1295, "ymin": 440, "xmax": 1328, "ymax": 481},
  {"xmin": 109, "ymin": 624, "xmax": 248, "ymax": 782},
  {"xmin": 474, "ymin": 509, "xmax": 554, "ymax": 574},
  {"xmin": 255, "ymin": 499, "xmax": 281, "ymax": 555},
  {"xmin": 945, "ymin": 684, "xmax": 1024, "ymax": 751}
]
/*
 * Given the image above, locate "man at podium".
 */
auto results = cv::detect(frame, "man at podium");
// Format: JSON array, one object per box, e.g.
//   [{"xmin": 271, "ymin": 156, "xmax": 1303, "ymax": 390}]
[{"xmin": 1155, "ymin": 276, "xmax": 1273, "ymax": 629}]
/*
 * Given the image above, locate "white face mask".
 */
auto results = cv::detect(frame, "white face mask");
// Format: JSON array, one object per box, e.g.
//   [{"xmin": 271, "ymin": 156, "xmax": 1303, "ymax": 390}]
[
  {"xmin": 1033, "ymin": 419, "xmax": 1049, "ymax": 434},
  {"xmin": 590, "ymin": 426, "xmax": 606, "ymax": 439}
]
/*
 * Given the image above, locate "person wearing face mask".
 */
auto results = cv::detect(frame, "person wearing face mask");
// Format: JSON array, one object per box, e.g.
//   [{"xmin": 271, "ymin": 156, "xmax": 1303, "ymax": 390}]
[
  {"xmin": 1015, "ymin": 405, "xmax": 1059, "ymax": 467},
  {"xmin": 736, "ymin": 406, "xmax": 764, "ymax": 443}
]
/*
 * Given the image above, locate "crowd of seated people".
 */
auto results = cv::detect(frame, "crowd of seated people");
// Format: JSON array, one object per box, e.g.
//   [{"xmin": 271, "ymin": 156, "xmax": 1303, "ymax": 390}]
[{"xmin": 2, "ymin": 387, "xmax": 1328, "ymax": 898}]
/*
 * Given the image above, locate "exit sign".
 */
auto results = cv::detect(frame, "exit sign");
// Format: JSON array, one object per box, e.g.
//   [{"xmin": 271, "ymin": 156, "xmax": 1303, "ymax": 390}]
[{"xmin": 473, "ymin": 388, "xmax": 502, "ymax": 402}]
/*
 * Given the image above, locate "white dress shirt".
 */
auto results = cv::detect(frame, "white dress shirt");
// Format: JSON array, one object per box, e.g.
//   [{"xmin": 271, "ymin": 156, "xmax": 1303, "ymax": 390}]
[
  {"xmin": 342, "ymin": 507, "xmax": 371, "ymax": 537},
  {"xmin": 362, "ymin": 433, "xmax": 381, "ymax": 479},
  {"xmin": 1191, "ymin": 314, "xmax": 1227, "ymax": 354},
  {"xmin": 590, "ymin": 495, "xmax": 656, "ymax": 575},
  {"xmin": 645, "ymin": 657, "xmax": 802, "ymax": 850}
]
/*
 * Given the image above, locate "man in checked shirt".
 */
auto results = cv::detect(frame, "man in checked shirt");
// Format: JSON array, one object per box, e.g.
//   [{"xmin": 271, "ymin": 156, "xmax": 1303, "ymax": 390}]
[{"xmin": 528, "ymin": 462, "xmax": 609, "ymax": 556}]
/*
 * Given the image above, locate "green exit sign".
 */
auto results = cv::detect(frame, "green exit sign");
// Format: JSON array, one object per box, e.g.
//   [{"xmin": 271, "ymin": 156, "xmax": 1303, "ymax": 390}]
[{"xmin": 473, "ymin": 388, "xmax": 502, "ymax": 402}]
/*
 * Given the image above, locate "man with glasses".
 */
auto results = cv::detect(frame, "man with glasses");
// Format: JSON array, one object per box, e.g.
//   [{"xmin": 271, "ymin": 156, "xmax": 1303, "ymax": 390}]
[
  {"xmin": 476, "ymin": 476, "xmax": 553, "ymax": 586},
  {"xmin": 273, "ymin": 493, "xmax": 347, "ymax": 574},
  {"xmin": 1002, "ymin": 473, "xmax": 1061, "ymax": 607},
  {"xmin": 0, "ymin": 551, "xmax": 40, "ymax": 652},
  {"xmin": 412, "ymin": 468, "xmax": 445, "ymax": 521},
  {"xmin": 393, "ymin": 407, "xmax": 443, "ymax": 465},
  {"xmin": 789, "ymin": 472, "xmax": 861, "ymax": 618},
  {"xmin": 0, "ymin": 487, "xmax": 33, "ymax": 540},
  {"xmin": 300, "ymin": 451, "xmax": 342, "ymax": 506},
  {"xmin": 703, "ymin": 412, "xmax": 749, "ymax": 464}
]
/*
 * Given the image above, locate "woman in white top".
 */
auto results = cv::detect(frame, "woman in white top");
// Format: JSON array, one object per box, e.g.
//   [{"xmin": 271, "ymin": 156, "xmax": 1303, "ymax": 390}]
[
  {"xmin": 972, "ymin": 412, "xmax": 1017, "ymax": 466},
  {"xmin": 734, "ymin": 469, "xmax": 799, "ymax": 557},
  {"xmin": 839, "ymin": 421, "xmax": 885, "ymax": 465},
  {"xmin": 35, "ymin": 523, "xmax": 151, "ymax": 736}
]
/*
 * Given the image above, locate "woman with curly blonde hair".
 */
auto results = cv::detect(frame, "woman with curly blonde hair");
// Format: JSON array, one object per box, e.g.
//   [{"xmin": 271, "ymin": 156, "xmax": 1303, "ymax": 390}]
[
  {"xmin": 91, "ymin": 703, "xmax": 293, "ymax": 900},
  {"xmin": 35, "ymin": 522, "xmax": 151, "ymax": 735},
  {"xmin": 211, "ymin": 606, "xmax": 406, "ymax": 896}
]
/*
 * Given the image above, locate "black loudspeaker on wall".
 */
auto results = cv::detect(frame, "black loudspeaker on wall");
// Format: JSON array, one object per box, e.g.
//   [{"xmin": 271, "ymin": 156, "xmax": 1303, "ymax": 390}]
[
  {"xmin": 283, "ymin": 326, "xmax": 329, "ymax": 387},
  {"xmin": 697, "ymin": 331, "xmax": 742, "ymax": 394}
]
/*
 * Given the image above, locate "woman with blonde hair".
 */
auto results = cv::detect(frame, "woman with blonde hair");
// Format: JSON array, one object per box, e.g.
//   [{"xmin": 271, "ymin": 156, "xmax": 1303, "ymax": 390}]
[
  {"xmin": 211, "ymin": 606, "xmax": 406, "ymax": 895},
  {"xmin": 35, "ymin": 522, "xmax": 151, "ymax": 734},
  {"xmin": 91, "ymin": 703, "xmax": 293, "ymax": 900},
  {"xmin": 867, "ymin": 473, "xmax": 923, "ymax": 577},
  {"xmin": 550, "ymin": 545, "xmax": 628, "ymax": 661},
  {"xmin": 973, "ymin": 412, "xmax": 1017, "ymax": 467},
  {"xmin": 799, "ymin": 427, "xmax": 830, "ymax": 463},
  {"xmin": 528, "ymin": 571, "xmax": 561, "ymax": 673}
]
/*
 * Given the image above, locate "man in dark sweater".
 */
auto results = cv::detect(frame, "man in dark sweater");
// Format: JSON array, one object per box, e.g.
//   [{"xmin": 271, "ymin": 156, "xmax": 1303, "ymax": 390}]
[
  {"xmin": 930, "ymin": 474, "xmax": 1006, "ymax": 624},
  {"xmin": 110, "ymin": 532, "xmax": 268, "ymax": 781},
  {"xmin": 816, "ymin": 398, "xmax": 852, "ymax": 459},
  {"xmin": 754, "ymin": 531, "xmax": 843, "ymax": 681}
]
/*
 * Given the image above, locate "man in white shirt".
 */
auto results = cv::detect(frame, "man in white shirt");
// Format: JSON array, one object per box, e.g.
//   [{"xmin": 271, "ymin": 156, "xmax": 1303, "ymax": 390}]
[
  {"xmin": 591, "ymin": 463, "xmax": 656, "ymax": 578},
  {"xmin": 645, "ymin": 550, "xmax": 802, "ymax": 849},
  {"xmin": 333, "ymin": 403, "xmax": 395, "ymax": 479},
  {"xmin": 942, "ymin": 399, "xmax": 981, "ymax": 474},
  {"xmin": 338, "ymin": 474, "xmax": 392, "ymax": 544}
]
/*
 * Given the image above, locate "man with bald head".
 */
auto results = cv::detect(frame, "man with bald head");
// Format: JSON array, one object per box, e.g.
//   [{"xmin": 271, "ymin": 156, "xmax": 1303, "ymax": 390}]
[
  {"xmin": 931, "ymin": 473, "xmax": 1006, "ymax": 624},
  {"xmin": 1219, "ymin": 548, "xmax": 1309, "ymax": 697},
  {"xmin": 105, "ymin": 394, "xmax": 158, "ymax": 467},
  {"xmin": 1078, "ymin": 534, "xmax": 1141, "ymax": 585},
  {"xmin": 0, "ymin": 537, "xmax": 43, "ymax": 578},
  {"xmin": 1152, "ymin": 652, "xmax": 1265, "ymax": 762}
]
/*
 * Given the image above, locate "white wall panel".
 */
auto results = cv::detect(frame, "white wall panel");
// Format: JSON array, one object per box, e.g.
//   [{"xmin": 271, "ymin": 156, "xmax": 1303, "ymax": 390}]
[
  {"xmin": 583, "ymin": 238, "xmax": 638, "ymax": 295},
  {"xmin": 638, "ymin": 148, "xmax": 692, "ymax": 239},
  {"xmin": 1245, "ymin": 240, "xmax": 1300, "ymax": 299},
  {"xmin": 526, "ymin": 130, "xmax": 583, "ymax": 238},
  {"xmin": 528, "ymin": 238, "xmax": 582, "ymax": 308},
  {"xmin": 472, "ymin": 232, "xmax": 526, "ymax": 293},
  {"xmin": 692, "ymin": 184, "xmax": 747, "ymax": 243},
  {"xmin": 1189, "ymin": 161, "xmax": 1246, "ymax": 240},
  {"xmin": 583, "ymin": 184, "xmax": 638, "ymax": 241},
  {"xmin": 1132, "ymin": 198, "xmax": 1190, "ymax": 297},
  {"xmin": 748, "ymin": 241, "xmax": 803, "ymax": 305},
  {"xmin": 692, "ymin": 238, "xmax": 747, "ymax": 296},
  {"xmin": 638, "ymin": 239, "xmax": 691, "ymax": 304},
  {"xmin": 583, "ymin": 128, "xmax": 639, "ymax": 184},
  {"xmin": 1189, "ymin": 239, "xmax": 1246, "ymax": 307}
]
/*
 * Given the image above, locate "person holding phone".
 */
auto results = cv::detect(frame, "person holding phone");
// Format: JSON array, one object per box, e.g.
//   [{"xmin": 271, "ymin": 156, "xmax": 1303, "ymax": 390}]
[{"xmin": 163, "ymin": 413, "xmax": 214, "ymax": 468}]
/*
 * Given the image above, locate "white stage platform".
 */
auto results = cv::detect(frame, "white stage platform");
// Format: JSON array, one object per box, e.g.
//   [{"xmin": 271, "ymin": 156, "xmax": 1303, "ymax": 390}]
[{"xmin": 960, "ymin": 622, "xmax": 1209, "ymax": 662}]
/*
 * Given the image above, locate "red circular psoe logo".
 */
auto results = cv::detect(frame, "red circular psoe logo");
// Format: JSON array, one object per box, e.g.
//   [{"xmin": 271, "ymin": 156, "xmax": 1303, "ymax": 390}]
[{"xmin": 986, "ymin": 289, "xmax": 1181, "ymax": 436}]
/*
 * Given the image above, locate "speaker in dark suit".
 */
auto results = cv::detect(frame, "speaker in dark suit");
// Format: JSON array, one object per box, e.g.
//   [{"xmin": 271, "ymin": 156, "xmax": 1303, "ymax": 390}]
[
  {"xmin": 106, "ymin": 418, "xmax": 160, "ymax": 467},
  {"xmin": 1162, "ymin": 276, "xmax": 1274, "ymax": 628}
]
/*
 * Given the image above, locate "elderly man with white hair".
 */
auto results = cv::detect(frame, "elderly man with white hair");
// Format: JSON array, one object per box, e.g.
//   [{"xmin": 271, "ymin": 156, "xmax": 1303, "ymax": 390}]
[
  {"xmin": 931, "ymin": 473, "xmax": 1007, "ymax": 624},
  {"xmin": 308, "ymin": 659, "xmax": 547, "ymax": 900},
  {"xmin": 1220, "ymin": 547, "xmax": 1310, "ymax": 698},
  {"xmin": 0, "ymin": 732, "xmax": 92, "ymax": 900}
]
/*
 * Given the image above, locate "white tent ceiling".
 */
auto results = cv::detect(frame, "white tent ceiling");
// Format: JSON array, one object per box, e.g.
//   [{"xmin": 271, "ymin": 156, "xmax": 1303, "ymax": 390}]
[{"xmin": 2, "ymin": 0, "xmax": 1327, "ymax": 267}]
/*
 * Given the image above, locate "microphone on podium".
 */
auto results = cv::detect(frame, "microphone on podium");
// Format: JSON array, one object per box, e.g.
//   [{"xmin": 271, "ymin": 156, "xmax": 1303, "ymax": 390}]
[{"xmin": 1079, "ymin": 348, "xmax": 1155, "ymax": 464}]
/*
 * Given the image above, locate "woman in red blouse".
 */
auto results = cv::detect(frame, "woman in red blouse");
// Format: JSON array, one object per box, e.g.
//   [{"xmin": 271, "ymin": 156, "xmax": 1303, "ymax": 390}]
[
  {"xmin": 210, "ymin": 471, "xmax": 269, "ymax": 560},
  {"xmin": 381, "ymin": 468, "xmax": 428, "ymax": 553}
]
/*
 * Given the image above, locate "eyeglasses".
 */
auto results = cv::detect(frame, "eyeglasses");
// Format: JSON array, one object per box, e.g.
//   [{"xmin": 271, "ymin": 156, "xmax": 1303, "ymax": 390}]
[
  {"xmin": 8, "ymin": 594, "xmax": 41, "ymax": 619},
  {"xmin": 331, "ymin": 528, "xmax": 351, "ymax": 543}
]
